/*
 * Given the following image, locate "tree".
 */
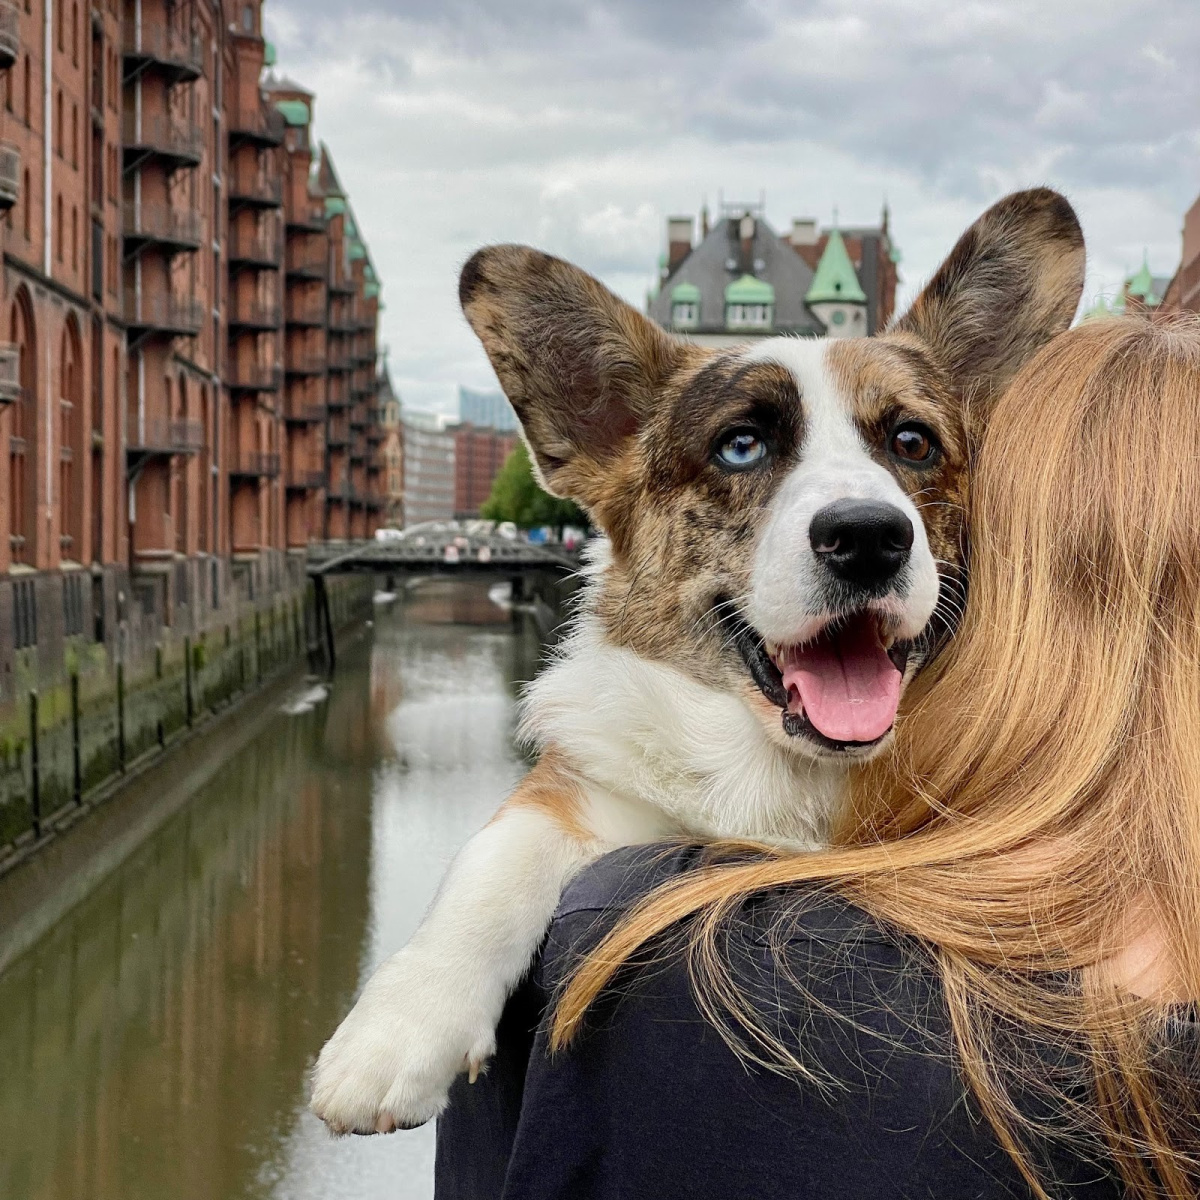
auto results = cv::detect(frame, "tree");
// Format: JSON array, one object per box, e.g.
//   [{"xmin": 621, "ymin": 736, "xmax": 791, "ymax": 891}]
[{"xmin": 480, "ymin": 442, "xmax": 587, "ymax": 529}]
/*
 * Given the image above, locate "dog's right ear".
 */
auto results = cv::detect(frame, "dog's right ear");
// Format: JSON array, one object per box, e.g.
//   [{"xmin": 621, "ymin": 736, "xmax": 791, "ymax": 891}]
[
  {"xmin": 459, "ymin": 245, "xmax": 685, "ymax": 504},
  {"xmin": 891, "ymin": 188, "xmax": 1086, "ymax": 419}
]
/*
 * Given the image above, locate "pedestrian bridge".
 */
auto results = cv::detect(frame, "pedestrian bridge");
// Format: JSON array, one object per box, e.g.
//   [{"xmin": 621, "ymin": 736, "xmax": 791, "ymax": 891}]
[
  {"xmin": 307, "ymin": 522, "xmax": 581, "ymax": 578},
  {"xmin": 305, "ymin": 521, "xmax": 584, "ymax": 670}
]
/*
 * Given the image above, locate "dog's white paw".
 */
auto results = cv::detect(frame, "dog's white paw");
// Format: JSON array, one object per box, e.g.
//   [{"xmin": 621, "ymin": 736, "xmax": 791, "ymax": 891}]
[{"xmin": 310, "ymin": 948, "xmax": 498, "ymax": 1135}]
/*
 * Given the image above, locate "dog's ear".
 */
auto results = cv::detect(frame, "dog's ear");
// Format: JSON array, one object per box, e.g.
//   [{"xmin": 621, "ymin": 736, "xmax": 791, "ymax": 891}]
[
  {"xmin": 459, "ymin": 245, "xmax": 685, "ymax": 502},
  {"xmin": 891, "ymin": 188, "xmax": 1085, "ymax": 415}
]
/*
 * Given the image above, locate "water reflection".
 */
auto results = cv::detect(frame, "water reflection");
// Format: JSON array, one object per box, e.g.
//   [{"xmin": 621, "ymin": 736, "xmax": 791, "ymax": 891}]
[{"xmin": 0, "ymin": 580, "xmax": 548, "ymax": 1200}]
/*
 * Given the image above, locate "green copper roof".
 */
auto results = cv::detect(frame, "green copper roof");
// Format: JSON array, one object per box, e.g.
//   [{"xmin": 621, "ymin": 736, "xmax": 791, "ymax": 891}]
[
  {"xmin": 364, "ymin": 281, "xmax": 381, "ymax": 299},
  {"xmin": 1110, "ymin": 285, "xmax": 1127, "ymax": 316},
  {"xmin": 670, "ymin": 281, "xmax": 701, "ymax": 303},
  {"xmin": 806, "ymin": 229, "xmax": 867, "ymax": 304},
  {"xmin": 325, "ymin": 196, "xmax": 347, "ymax": 217},
  {"xmin": 264, "ymin": 41, "xmax": 277, "ymax": 68},
  {"xmin": 348, "ymin": 241, "xmax": 366, "ymax": 261},
  {"xmin": 1126, "ymin": 253, "xmax": 1160, "ymax": 305},
  {"xmin": 1080, "ymin": 296, "xmax": 1111, "ymax": 322},
  {"xmin": 274, "ymin": 99, "xmax": 309, "ymax": 127},
  {"xmin": 724, "ymin": 274, "xmax": 775, "ymax": 304},
  {"xmin": 364, "ymin": 264, "xmax": 376, "ymax": 282}
]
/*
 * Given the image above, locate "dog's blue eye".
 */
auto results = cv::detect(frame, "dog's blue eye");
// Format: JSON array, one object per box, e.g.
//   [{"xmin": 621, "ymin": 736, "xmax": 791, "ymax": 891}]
[{"xmin": 717, "ymin": 431, "xmax": 766, "ymax": 469}]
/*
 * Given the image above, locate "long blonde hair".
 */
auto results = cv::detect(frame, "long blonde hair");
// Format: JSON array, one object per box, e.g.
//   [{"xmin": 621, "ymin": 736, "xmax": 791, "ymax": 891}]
[{"xmin": 553, "ymin": 316, "xmax": 1200, "ymax": 1199}]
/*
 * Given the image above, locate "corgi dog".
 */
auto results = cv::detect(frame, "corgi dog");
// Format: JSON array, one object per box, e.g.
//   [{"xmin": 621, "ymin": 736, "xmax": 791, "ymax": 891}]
[{"xmin": 311, "ymin": 189, "xmax": 1085, "ymax": 1134}]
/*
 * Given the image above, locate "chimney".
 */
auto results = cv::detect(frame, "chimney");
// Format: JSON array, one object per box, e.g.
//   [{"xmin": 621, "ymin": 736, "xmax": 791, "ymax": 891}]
[
  {"xmin": 738, "ymin": 213, "xmax": 755, "ymax": 272},
  {"xmin": 700, "ymin": 201, "xmax": 710, "ymax": 239},
  {"xmin": 791, "ymin": 218, "xmax": 818, "ymax": 246},
  {"xmin": 667, "ymin": 216, "xmax": 693, "ymax": 270}
]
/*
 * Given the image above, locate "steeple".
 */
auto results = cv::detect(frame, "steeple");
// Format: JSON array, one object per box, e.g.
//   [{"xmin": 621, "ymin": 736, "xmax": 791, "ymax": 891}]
[{"xmin": 806, "ymin": 228, "xmax": 868, "ymax": 305}]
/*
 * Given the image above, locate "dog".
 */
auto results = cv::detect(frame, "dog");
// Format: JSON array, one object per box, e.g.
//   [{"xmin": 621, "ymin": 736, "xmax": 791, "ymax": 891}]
[{"xmin": 310, "ymin": 188, "xmax": 1085, "ymax": 1134}]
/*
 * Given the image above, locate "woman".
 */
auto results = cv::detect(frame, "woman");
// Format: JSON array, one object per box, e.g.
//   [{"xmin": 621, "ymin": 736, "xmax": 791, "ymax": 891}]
[{"xmin": 436, "ymin": 316, "xmax": 1199, "ymax": 1199}]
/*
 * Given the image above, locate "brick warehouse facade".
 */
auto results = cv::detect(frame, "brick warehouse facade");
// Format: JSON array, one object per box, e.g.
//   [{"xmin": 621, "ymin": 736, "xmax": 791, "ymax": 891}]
[{"xmin": 0, "ymin": 0, "xmax": 384, "ymax": 857}]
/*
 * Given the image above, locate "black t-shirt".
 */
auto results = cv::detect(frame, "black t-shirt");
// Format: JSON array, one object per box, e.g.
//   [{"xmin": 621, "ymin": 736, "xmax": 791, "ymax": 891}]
[{"xmin": 435, "ymin": 845, "xmax": 1127, "ymax": 1199}]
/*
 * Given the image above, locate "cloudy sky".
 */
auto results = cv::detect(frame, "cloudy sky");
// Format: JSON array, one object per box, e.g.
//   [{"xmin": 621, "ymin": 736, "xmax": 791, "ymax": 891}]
[{"xmin": 264, "ymin": 0, "xmax": 1200, "ymax": 417}]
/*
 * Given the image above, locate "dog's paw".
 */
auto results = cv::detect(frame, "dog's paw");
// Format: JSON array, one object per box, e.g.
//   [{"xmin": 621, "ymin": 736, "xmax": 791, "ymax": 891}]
[{"xmin": 310, "ymin": 948, "xmax": 498, "ymax": 1136}]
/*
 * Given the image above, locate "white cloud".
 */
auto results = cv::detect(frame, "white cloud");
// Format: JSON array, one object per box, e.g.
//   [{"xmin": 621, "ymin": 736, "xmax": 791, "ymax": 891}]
[{"xmin": 267, "ymin": 0, "xmax": 1200, "ymax": 415}]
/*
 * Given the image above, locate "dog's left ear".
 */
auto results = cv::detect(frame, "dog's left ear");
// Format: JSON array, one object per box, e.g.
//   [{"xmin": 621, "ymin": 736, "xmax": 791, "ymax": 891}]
[
  {"xmin": 459, "ymin": 245, "xmax": 686, "ymax": 506},
  {"xmin": 891, "ymin": 188, "xmax": 1085, "ymax": 417}
]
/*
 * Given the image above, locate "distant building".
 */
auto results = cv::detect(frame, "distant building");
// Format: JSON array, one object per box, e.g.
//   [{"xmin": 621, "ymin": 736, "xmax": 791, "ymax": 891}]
[
  {"xmin": 402, "ymin": 412, "xmax": 456, "ymax": 526},
  {"xmin": 1082, "ymin": 253, "xmax": 1174, "ymax": 320},
  {"xmin": 459, "ymin": 385, "xmax": 518, "ymax": 432},
  {"xmin": 451, "ymin": 424, "xmax": 520, "ymax": 518},
  {"xmin": 647, "ymin": 200, "xmax": 898, "ymax": 346},
  {"xmin": 377, "ymin": 368, "xmax": 404, "ymax": 527}
]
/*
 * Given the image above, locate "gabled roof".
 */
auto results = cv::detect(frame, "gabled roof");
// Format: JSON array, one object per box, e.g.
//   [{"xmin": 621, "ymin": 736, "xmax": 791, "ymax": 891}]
[
  {"xmin": 647, "ymin": 215, "xmax": 822, "ymax": 337},
  {"xmin": 806, "ymin": 229, "xmax": 867, "ymax": 304},
  {"xmin": 670, "ymin": 280, "xmax": 700, "ymax": 303},
  {"xmin": 1126, "ymin": 254, "xmax": 1158, "ymax": 303}
]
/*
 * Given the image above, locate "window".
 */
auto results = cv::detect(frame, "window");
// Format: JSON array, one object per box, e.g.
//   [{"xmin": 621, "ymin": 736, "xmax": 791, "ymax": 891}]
[
  {"xmin": 725, "ymin": 302, "xmax": 773, "ymax": 329},
  {"xmin": 71, "ymin": 205, "xmax": 77, "ymax": 270},
  {"xmin": 22, "ymin": 169, "xmax": 30, "ymax": 238},
  {"xmin": 671, "ymin": 301, "xmax": 699, "ymax": 330},
  {"xmin": 55, "ymin": 194, "xmax": 63, "ymax": 260},
  {"xmin": 71, "ymin": 2, "xmax": 78, "ymax": 67},
  {"xmin": 56, "ymin": 0, "xmax": 63, "ymax": 52},
  {"xmin": 55, "ymin": 89, "xmax": 62, "ymax": 156},
  {"xmin": 23, "ymin": 55, "xmax": 30, "ymax": 124},
  {"xmin": 242, "ymin": 4, "xmax": 254, "ymax": 31},
  {"xmin": 71, "ymin": 103, "xmax": 78, "ymax": 167}
]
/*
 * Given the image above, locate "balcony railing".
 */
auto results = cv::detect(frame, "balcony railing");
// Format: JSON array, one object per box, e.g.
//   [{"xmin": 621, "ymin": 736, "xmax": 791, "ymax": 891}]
[
  {"xmin": 284, "ymin": 400, "xmax": 326, "ymax": 423},
  {"xmin": 123, "ymin": 203, "xmax": 202, "ymax": 250},
  {"xmin": 122, "ymin": 112, "xmax": 203, "ymax": 167},
  {"xmin": 228, "ymin": 106, "xmax": 285, "ymax": 147},
  {"xmin": 228, "ymin": 299, "xmax": 281, "ymax": 330},
  {"xmin": 227, "ymin": 362, "xmax": 282, "ymax": 391},
  {"xmin": 285, "ymin": 349, "xmax": 326, "ymax": 375},
  {"xmin": 228, "ymin": 173, "xmax": 283, "ymax": 208},
  {"xmin": 228, "ymin": 227, "xmax": 282, "ymax": 266},
  {"xmin": 286, "ymin": 468, "xmax": 325, "ymax": 490},
  {"xmin": 286, "ymin": 294, "xmax": 325, "ymax": 326},
  {"xmin": 327, "ymin": 349, "xmax": 353, "ymax": 372},
  {"xmin": 328, "ymin": 309, "xmax": 358, "ymax": 333},
  {"xmin": 0, "ymin": 2, "xmax": 19, "ymax": 71},
  {"xmin": 122, "ymin": 24, "xmax": 202, "ymax": 82},
  {"xmin": 0, "ymin": 142, "xmax": 18, "ymax": 210},
  {"xmin": 128, "ymin": 417, "xmax": 204, "ymax": 454},
  {"xmin": 229, "ymin": 451, "xmax": 281, "ymax": 479},
  {"xmin": 327, "ymin": 426, "xmax": 350, "ymax": 447},
  {"xmin": 0, "ymin": 343, "xmax": 19, "ymax": 403},
  {"xmin": 285, "ymin": 244, "xmax": 328, "ymax": 278},
  {"xmin": 123, "ymin": 291, "xmax": 206, "ymax": 337}
]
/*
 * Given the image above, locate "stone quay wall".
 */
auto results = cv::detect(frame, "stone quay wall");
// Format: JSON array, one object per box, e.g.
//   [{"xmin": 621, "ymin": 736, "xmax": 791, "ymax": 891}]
[{"xmin": 0, "ymin": 552, "xmax": 372, "ymax": 867}]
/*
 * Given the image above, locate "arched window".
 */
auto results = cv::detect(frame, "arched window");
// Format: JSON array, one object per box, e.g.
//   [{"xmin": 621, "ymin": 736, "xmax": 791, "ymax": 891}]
[
  {"xmin": 55, "ymin": 88, "xmax": 62, "ymax": 155},
  {"xmin": 21, "ymin": 169, "xmax": 29, "ymax": 239},
  {"xmin": 71, "ymin": 2, "xmax": 78, "ymax": 67},
  {"xmin": 23, "ymin": 55, "xmax": 30, "ymax": 125},
  {"xmin": 71, "ymin": 205, "xmax": 77, "ymax": 269},
  {"xmin": 71, "ymin": 102, "xmax": 77, "ymax": 167},
  {"xmin": 9, "ymin": 288, "xmax": 38, "ymax": 565},
  {"xmin": 55, "ymin": 193, "xmax": 63, "ymax": 260}
]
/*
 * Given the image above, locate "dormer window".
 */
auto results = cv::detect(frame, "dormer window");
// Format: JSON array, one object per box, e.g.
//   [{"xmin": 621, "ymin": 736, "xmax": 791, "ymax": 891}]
[
  {"xmin": 723, "ymin": 275, "xmax": 775, "ymax": 332},
  {"xmin": 669, "ymin": 281, "xmax": 701, "ymax": 331}
]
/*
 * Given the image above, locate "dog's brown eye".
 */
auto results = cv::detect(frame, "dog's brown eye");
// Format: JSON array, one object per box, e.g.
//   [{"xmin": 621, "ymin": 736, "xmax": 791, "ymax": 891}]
[{"xmin": 889, "ymin": 422, "xmax": 939, "ymax": 466}]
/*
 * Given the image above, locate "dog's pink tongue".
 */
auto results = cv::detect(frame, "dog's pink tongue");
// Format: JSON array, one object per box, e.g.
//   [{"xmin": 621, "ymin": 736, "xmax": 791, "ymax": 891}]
[{"xmin": 782, "ymin": 622, "xmax": 901, "ymax": 744}]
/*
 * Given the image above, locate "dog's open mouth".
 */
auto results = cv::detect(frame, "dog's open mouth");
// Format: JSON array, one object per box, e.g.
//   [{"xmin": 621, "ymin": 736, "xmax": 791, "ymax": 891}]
[{"xmin": 729, "ymin": 606, "xmax": 910, "ymax": 751}]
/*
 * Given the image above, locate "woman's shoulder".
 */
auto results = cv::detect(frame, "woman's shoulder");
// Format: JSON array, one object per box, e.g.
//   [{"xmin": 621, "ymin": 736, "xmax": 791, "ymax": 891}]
[{"xmin": 551, "ymin": 842, "xmax": 909, "ymax": 962}]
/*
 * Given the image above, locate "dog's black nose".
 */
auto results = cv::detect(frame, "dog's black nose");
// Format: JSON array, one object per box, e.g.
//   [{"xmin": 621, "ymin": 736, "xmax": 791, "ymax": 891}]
[{"xmin": 809, "ymin": 499, "xmax": 913, "ymax": 590}]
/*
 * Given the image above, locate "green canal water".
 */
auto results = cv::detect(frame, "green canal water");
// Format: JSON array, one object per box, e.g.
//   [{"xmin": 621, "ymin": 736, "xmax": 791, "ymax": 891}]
[{"xmin": 0, "ymin": 580, "xmax": 549, "ymax": 1200}]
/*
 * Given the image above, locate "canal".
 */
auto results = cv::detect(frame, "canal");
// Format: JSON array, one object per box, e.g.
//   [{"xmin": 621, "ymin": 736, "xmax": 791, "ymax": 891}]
[{"xmin": 0, "ymin": 580, "xmax": 550, "ymax": 1200}]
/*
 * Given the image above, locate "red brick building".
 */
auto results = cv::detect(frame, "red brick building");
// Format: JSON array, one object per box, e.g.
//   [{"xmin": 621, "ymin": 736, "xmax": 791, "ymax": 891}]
[
  {"xmin": 0, "ymin": 0, "xmax": 384, "ymax": 684},
  {"xmin": 451, "ymin": 422, "xmax": 518, "ymax": 518}
]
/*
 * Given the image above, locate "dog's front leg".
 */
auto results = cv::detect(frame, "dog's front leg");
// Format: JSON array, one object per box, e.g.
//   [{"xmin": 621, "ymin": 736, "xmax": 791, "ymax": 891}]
[{"xmin": 309, "ymin": 756, "xmax": 663, "ymax": 1134}]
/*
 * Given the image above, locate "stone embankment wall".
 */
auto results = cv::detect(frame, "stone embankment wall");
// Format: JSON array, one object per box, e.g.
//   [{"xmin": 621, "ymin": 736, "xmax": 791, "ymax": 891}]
[{"xmin": 0, "ymin": 558, "xmax": 371, "ymax": 869}]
